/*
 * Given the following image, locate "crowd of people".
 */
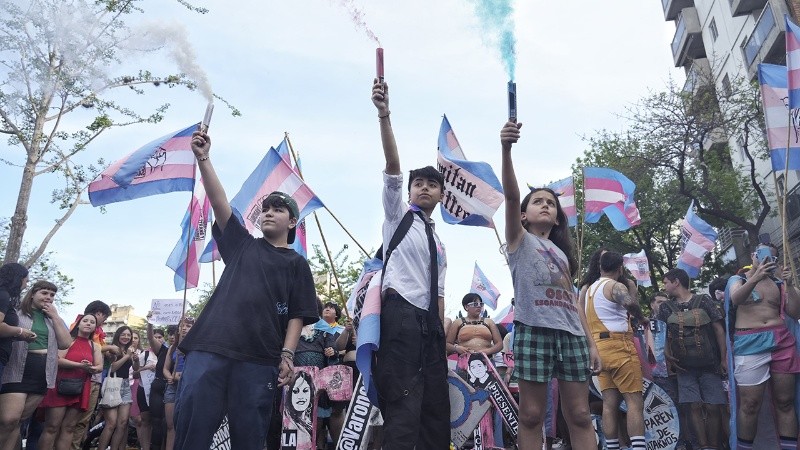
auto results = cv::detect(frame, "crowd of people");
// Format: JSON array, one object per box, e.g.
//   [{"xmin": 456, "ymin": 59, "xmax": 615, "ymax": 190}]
[{"xmin": 1, "ymin": 78, "xmax": 799, "ymax": 450}]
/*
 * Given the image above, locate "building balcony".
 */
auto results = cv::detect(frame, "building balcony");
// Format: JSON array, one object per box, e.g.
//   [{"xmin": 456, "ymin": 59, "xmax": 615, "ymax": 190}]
[
  {"xmin": 662, "ymin": 0, "xmax": 695, "ymax": 21},
  {"xmin": 730, "ymin": 0, "xmax": 768, "ymax": 17},
  {"xmin": 672, "ymin": 7, "xmax": 706, "ymax": 67},
  {"xmin": 744, "ymin": 0, "xmax": 788, "ymax": 80},
  {"xmin": 683, "ymin": 58, "xmax": 712, "ymax": 93}
]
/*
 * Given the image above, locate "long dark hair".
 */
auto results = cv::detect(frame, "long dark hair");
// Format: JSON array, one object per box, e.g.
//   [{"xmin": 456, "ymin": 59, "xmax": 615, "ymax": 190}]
[
  {"xmin": 521, "ymin": 188, "xmax": 577, "ymax": 277},
  {"xmin": 286, "ymin": 371, "xmax": 314, "ymax": 435},
  {"xmin": 579, "ymin": 247, "xmax": 609, "ymax": 289},
  {"xmin": 111, "ymin": 326, "xmax": 133, "ymax": 353},
  {"xmin": 70, "ymin": 314, "xmax": 98, "ymax": 339},
  {"xmin": 0, "ymin": 263, "xmax": 28, "ymax": 301}
]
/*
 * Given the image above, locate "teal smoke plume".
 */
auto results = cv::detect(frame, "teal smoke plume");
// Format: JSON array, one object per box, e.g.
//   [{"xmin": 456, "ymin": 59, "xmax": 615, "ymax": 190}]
[{"xmin": 469, "ymin": 0, "xmax": 517, "ymax": 80}]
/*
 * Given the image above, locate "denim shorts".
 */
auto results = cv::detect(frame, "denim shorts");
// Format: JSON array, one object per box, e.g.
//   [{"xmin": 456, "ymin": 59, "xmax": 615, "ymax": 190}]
[{"xmin": 164, "ymin": 382, "xmax": 178, "ymax": 404}]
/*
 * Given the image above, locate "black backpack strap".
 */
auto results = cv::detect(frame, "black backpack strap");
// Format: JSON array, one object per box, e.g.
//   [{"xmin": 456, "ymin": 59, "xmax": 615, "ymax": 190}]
[{"xmin": 382, "ymin": 210, "xmax": 416, "ymax": 267}]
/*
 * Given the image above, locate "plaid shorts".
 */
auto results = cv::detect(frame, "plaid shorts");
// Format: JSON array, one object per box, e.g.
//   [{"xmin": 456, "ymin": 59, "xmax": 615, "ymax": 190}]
[{"xmin": 513, "ymin": 324, "xmax": 590, "ymax": 383}]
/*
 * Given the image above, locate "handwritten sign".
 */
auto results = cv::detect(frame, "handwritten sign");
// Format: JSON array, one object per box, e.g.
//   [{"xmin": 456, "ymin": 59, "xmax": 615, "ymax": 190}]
[{"xmin": 149, "ymin": 299, "xmax": 184, "ymax": 325}]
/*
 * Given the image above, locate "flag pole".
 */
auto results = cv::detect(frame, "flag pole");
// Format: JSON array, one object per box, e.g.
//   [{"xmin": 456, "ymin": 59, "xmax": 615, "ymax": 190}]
[
  {"xmin": 280, "ymin": 133, "xmax": 370, "ymax": 258},
  {"xmin": 284, "ymin": 133, "xmax": 352, "ymax": 319},
  {"xmin": 493, "ymin": 225, "xmax": 509, "ymax": 264},
  {"xmin": 576, "ymin": 167, "xmax": 586, "ymax": 283},
  {"xmin": 211, "ymin": 260, "xmax": 217, "ymax": 289},
  {"xmin": 180, "ymin": 164, "xmax": 199, "ymax": 322}
]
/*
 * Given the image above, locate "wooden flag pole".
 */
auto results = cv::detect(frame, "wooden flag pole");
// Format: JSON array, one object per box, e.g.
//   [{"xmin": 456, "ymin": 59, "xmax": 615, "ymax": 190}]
[
  {"xmin": 284, "ymin": 133, "xmax": 351, "ymax": 319},
  {"xmin": 575, "ymin": 167, "xmax": 586, "ymax": 283}
]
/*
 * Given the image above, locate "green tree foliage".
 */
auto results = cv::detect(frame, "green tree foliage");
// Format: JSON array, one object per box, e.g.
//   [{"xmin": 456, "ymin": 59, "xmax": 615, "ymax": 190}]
[
  {"xmin": 307, "ymin": 244, "xmax": 369, "ymax": 317},
  {"xmin": 574, "ymin": 73, "xmax": 770, "ymax": 288},
  {"xmin": 0, "ymin": 0, "xmax": 238, "ymax": 267},
  {"xmin": 0, "ymin": 219, "xmax": 73, "ymax": 306}
]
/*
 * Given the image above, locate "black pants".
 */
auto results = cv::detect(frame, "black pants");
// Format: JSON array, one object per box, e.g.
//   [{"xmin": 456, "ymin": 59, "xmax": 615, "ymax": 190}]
[
  {"xmin": 374, "ymin": 294, "xmax": 450, "ymax": 450},
  {"xmin": 149, "ymin": 378, "xmax": 167, "ymax": 450}
]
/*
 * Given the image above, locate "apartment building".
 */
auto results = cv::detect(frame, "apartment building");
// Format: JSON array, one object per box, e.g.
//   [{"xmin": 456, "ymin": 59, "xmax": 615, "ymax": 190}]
[{"xmin": 660, "ymin": 0, "xmax": 800, "ymax": 269}]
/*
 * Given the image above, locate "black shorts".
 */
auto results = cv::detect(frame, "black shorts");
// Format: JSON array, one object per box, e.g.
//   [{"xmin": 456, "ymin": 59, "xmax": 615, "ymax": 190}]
[
  {"xmin": 0, "ymin": 353, "xmax": 48, "ymax": 395},
  {"xmin": 137, "ymin": 384, "xmax": 150, "ymax": 412}
]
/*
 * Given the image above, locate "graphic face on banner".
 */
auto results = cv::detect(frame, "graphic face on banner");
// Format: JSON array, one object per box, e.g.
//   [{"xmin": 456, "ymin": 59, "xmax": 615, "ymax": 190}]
[
  {"xmin": 290, "ymin": 374, "xmax": 313, "ymax": 414},
  {"xmin": 286, "ymin": 371, "xmax": 315, "ymax": 442},
  {"xmin": 468, "ymin": 355, "xmax": 489, "ymax": 386}
]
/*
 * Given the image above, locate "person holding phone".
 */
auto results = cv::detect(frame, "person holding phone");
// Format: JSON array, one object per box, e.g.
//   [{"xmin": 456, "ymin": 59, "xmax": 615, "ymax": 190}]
[{"xmin": 729, "ymin": 243, "xmax": 800, "ymax": 450}]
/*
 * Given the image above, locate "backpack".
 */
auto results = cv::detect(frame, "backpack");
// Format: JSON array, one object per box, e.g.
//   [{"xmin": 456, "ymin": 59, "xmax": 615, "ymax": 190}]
[{"xmin": 663, "ymin": 294, "xmax": 719, "ymax": 368}]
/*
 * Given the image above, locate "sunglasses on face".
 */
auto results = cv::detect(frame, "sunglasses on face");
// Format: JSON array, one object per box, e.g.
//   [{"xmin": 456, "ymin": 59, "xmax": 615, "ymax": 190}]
[{"xmin": 466, "ymin": 301, "xmax": 484, "ymax": 308}]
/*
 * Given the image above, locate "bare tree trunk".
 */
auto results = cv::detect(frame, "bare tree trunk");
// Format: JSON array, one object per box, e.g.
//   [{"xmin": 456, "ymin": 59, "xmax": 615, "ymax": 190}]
[
  {"xmin": 4, "ymin": 158, "xmax": 36, "ymax": 264},
  {"xmin": 789, "ymin": 0, "xmax": 800, "ymax": 23}
]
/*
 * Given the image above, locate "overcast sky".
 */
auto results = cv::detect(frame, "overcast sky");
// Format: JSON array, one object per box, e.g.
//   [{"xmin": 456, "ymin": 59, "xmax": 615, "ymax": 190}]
[{"xmin": 0, "ymin": 0, "xmax": 684, "ymax": 321}]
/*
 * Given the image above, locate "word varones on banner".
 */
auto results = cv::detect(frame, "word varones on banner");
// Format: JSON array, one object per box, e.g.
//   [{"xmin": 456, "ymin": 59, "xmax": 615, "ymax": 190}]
[
  {"xmin": 457, "ymin": 353, "xmax": 519, "ymax": 440},
  {"xmin": 282, "ymin": 365, "xmax": 353, "ymax": 450},
  {"xmin": 336, "ymin": 375, "xmax": 381, "ymax": 450},
  {"xmin": 590, "ymin": 377, "xmax": 679, "ymax": 450}
]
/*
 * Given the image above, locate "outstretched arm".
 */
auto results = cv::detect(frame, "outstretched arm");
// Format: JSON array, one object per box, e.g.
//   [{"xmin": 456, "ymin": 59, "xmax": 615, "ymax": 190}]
[
  {"xmin": 372, "ymin": 79, "xmax": 399, "ymax": 175},
  {"xmin": 191, "ymin": 130, "xmax": 233, "ymax": 231},
  {"xmin": 500, "ymin": 121, "xmax": 525, "ymax": 252}
]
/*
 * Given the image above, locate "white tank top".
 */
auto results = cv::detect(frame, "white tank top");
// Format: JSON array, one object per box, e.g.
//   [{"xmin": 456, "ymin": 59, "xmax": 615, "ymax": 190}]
[{"xmin": 588, "ymin": 278, "xmax": 630, "ymax": 332}]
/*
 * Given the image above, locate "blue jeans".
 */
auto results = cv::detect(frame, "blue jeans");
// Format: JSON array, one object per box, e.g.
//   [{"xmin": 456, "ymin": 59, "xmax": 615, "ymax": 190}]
[{"xmin": 174, "ymin": 351, "xmax": 278, "ymax": 450}]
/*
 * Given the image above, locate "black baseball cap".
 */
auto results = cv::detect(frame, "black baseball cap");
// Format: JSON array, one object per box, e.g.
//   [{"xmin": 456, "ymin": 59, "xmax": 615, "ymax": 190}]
[{"xmin": 262, "ymin": 191, "xmax": 300, "ymax": 244}]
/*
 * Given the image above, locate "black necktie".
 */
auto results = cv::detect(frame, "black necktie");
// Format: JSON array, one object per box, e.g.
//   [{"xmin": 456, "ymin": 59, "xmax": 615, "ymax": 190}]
[{"xmin": 414, "ymin": 211, "xmax": 439, "ymax": 323}]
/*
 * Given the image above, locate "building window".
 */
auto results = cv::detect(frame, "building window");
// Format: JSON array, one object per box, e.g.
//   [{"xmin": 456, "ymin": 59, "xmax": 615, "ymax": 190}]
[
  {"xmin": 722, "ymin": 74, "xmax": 732, "ymax": 96},
  {"xmin": 710, "ymin": 18, "xmax": 719, "ymax": 42}
]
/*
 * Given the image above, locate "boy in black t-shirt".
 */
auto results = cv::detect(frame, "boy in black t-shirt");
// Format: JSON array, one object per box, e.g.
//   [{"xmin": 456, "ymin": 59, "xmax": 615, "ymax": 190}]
[{"xmin": 174, "ymin": 129, "xmax": 319, "ymax": 450}]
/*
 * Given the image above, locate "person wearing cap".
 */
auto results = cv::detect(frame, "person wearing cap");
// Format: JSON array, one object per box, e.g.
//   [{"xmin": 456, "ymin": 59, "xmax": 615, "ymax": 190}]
[
  {"xmin": 175, "ymin": 129, "xmax": 319, "ymax": 450},
  {"xmin": 372, "ymin": 78, "xmax": 449, "ymax": 449}
]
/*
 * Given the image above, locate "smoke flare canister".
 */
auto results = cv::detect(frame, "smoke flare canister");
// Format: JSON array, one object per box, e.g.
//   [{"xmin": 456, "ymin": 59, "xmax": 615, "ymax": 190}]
[
  {"xmin": 507, "ymin": 81, "xmax": 517, "ymax": 121},
  {"xmin": 201, "ymin": 102, "xmax": 214, "ymax": 133},
  {"xmin": 376, "ymin": 48, "xmax": 384, "ymax": 81}
]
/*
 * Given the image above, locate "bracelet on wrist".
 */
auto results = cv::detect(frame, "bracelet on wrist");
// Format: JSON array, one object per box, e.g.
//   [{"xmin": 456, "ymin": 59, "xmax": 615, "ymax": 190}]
[
  {"xmin": 378, "ymin": 111, "xmax": 391, "ymax": 119},
  {"xmin": 197, "ymin": 155, "xmax": 209, "ymax": 161}
]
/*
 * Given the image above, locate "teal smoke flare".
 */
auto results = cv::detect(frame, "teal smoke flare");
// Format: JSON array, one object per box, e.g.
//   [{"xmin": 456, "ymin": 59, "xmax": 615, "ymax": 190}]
[{"xmin": 470, "ymin": 0, "xmax": 517, "ymax": 80}]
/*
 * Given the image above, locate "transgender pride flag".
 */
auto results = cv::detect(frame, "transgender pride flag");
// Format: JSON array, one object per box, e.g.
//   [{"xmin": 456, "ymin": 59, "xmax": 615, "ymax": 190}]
[
  {"xmin": 229, "ymin": 147, "xmax": 324, "ymax": 236},
  {"xmin": 350, "ymin": 258, "xmax": 385, "ymax": 405},
  {"xmin": 470, "ymin": 262, "xmax": 501, "ymax": 310},
  {"xmin": 437, "ymin": 115, "xmax": 504, "ymax": 227},
  {"xmin": 546, "ymin": 176, "xmax": 577, "ymax": 227},
  {"xmin": 583, "ymin": 167, "xmax": 641, "ymax": 231},
  {"xmin": 276, "ymin": 138, "xmax": 309, "ymax": 258},
  {"xmin": 165, "ymin": 178, "xmax": 210, "ymax": 291},
  {"xmin": 758, "ymin": 63, "xmax": 800, "ymax": 171},
  {"xmin": 677, "ymin": 201, "xmax": 718, "ymax": 278},
  {"xmin": 88, "ymin": 124, "xmax": 197, "ymax": 206},
  {"xmin": 623, "ymin": 249, "xmax": 652, "ymax": 287},
  {"xmin": 786, "ymin": 15, "xmax": 800, "ymax": 109}
]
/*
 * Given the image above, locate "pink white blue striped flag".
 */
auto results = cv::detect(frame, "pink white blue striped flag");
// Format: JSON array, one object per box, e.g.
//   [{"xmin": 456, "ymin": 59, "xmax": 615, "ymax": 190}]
[
  {"xmin": 786, "ymin": 15, "xmax": 800, "ymax": 109},
  {"xmin": 88, "ymin": 124, "xmax": 197, "ymax": 206},
  {"xmin": 492, "ymin": 303, "xmax": 514, "ymax": 333},
  {"xmin": 623, "ymin": 249, "xmax": 652, "ymax": 287},
  {"xmin": 758, "ymin": 63, "xmax": 800, "ymax": 171},
  {"xmin": 583, "ymin": 167, "xmax": 641, "ymax": 231},
  {"xmin": 276, "ymin": 138, "xmax": 309, "ymax": 258},
  {"xmin": 350, "ymin": 258, "xmax": 385, "ymax": 405},
  {"xmin": 677, "ymin": 201, "xmax": 718, "ymax": 279},
  {"xmin": 229, "ymin": 147, "xmax": 324, "ymax": 236},
  {"xmin": 470, "ymin": 262, "xmax": 501, "ymax": 310},
  {"xmin": 437, "ymin": 115, "xmax": 504, "ymax": 227},
  {"xmin": 165, "ymin": 177, "xmax": 210, "ymax": 291},
  {"xmin": 544, "ymin": 176, "xmax": 577, "ymax": 227},
  {"xmin": 200, "ymin": 144, "xmax": 324, "ymax": 260}
]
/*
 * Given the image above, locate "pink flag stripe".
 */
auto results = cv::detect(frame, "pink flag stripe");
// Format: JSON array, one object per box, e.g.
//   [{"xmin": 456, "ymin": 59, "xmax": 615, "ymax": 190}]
[
  {"xmin": 584, "ymin": 177, "xmax": 626, "ymax": 193},
  {"xmin": 684, "ymin": 222, "xmax": 716, "ymax": 250},
  {"xmin": 90, "ymin": 162, "xmax": 195, "ymax": 190}
]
